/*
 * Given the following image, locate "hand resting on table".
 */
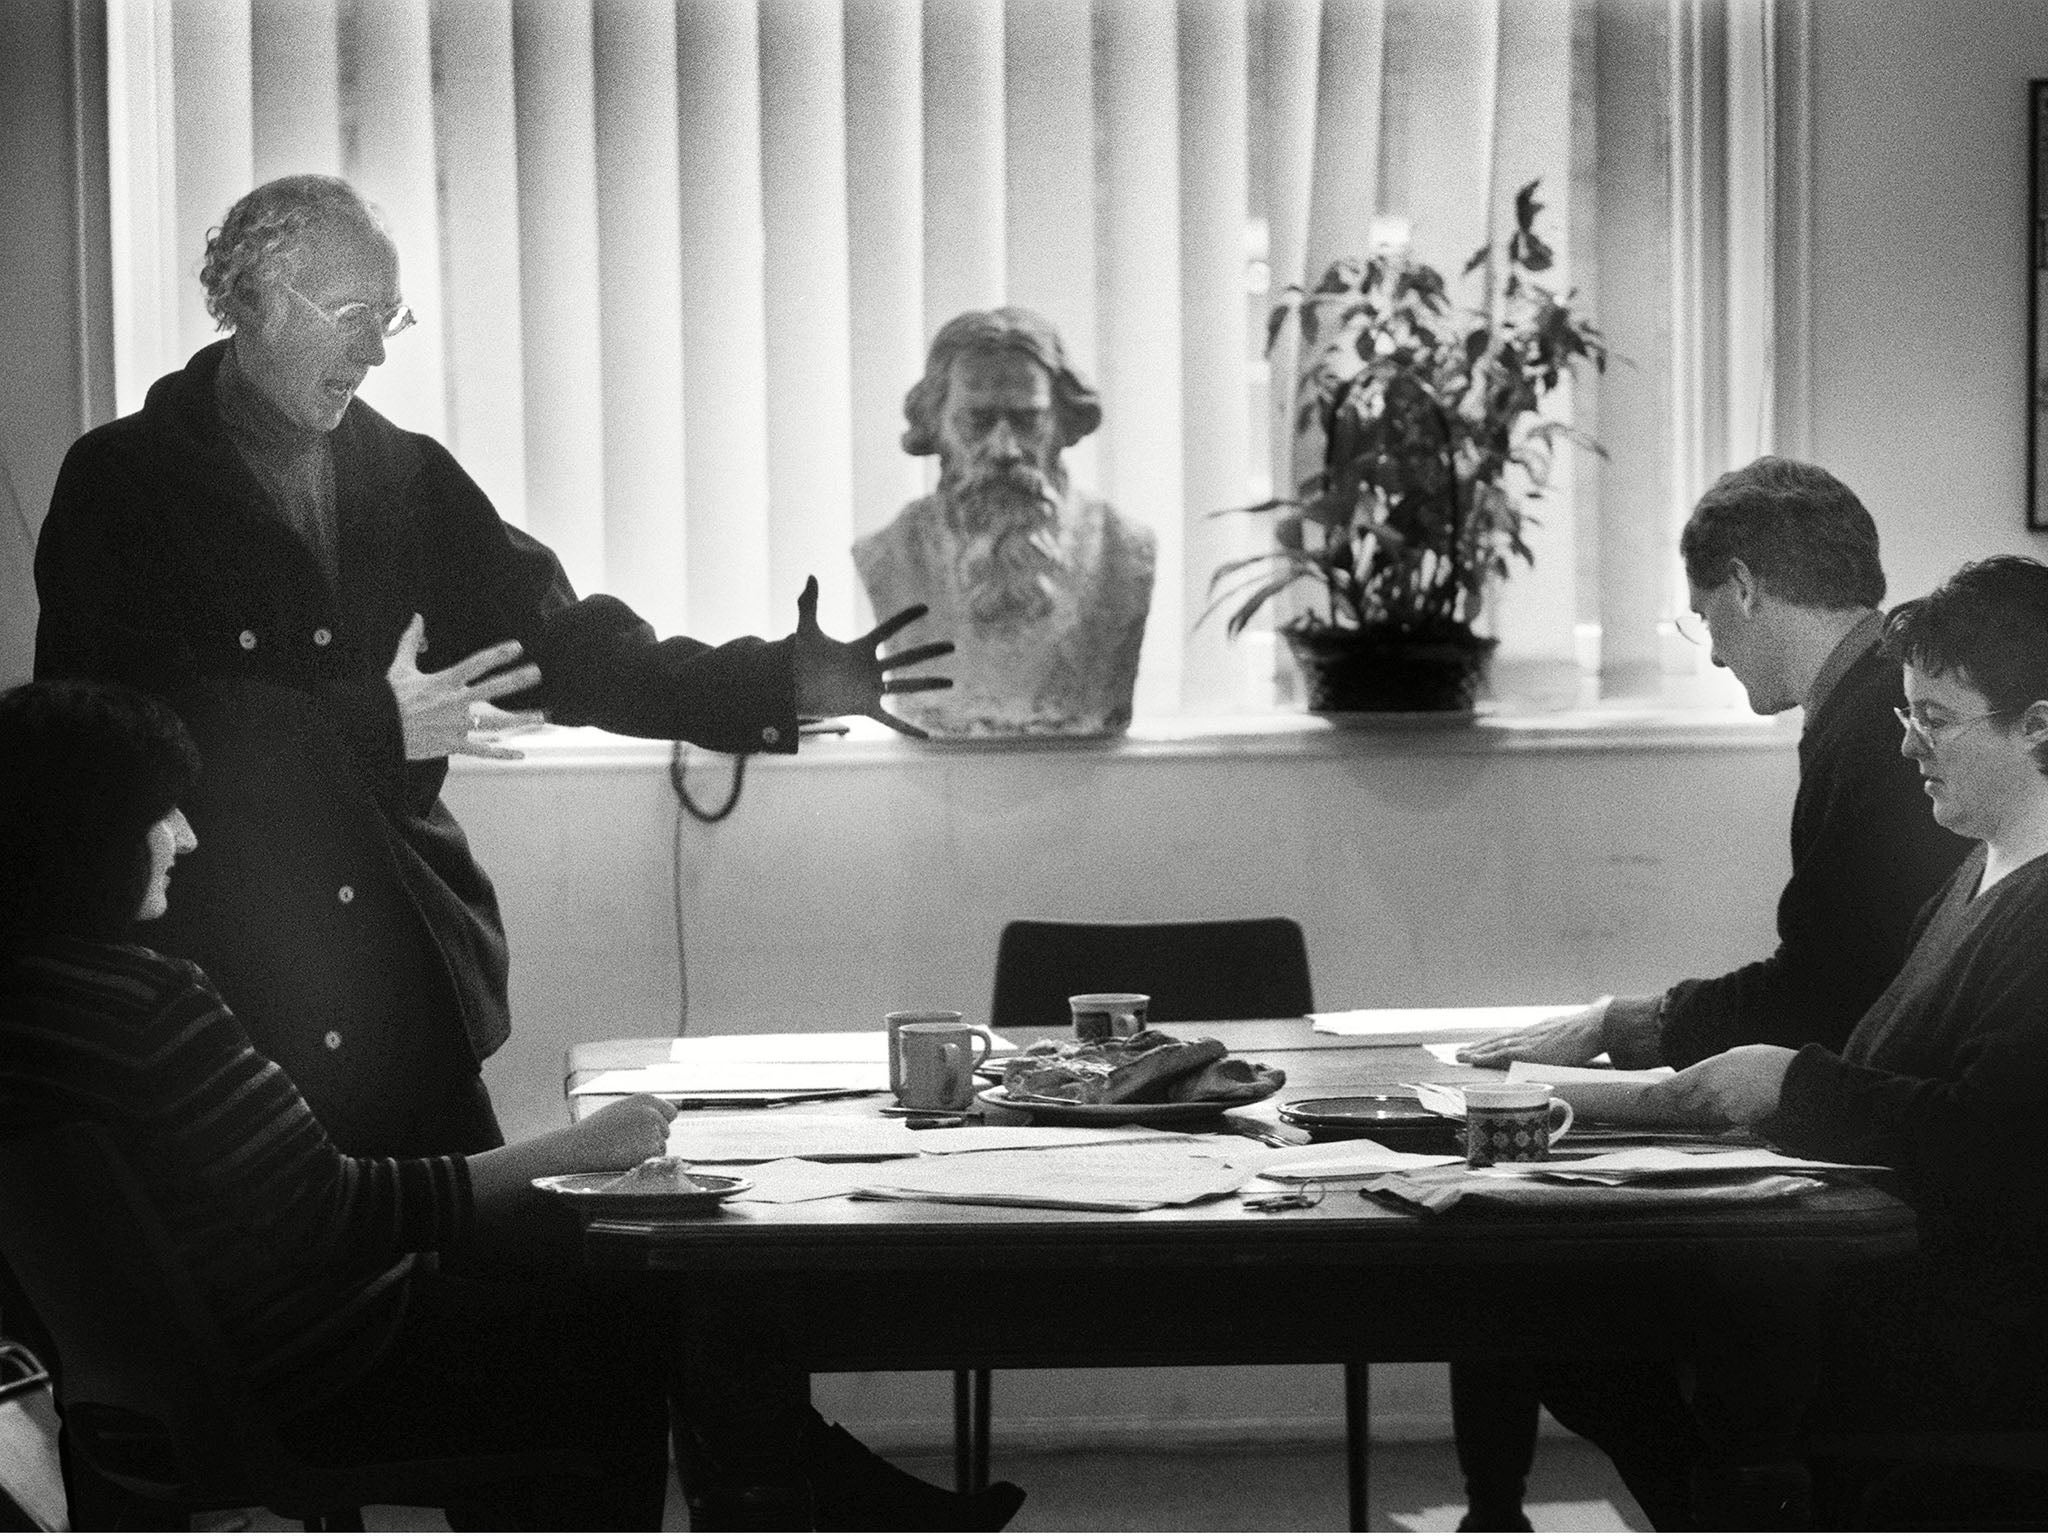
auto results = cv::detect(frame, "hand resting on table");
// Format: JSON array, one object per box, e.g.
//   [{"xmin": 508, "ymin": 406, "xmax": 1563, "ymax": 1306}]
[
  {"xmin": 1643, "ymin": 1044, "xmax": 1797, "ymax": 1129},
  {"xmin": 1457, "ymin": 999, "xmax": 1611, "ymax": 1069},
  {"xmin": 464, "ymin": 1093, "xmax": 678, "ymax": 1215}
]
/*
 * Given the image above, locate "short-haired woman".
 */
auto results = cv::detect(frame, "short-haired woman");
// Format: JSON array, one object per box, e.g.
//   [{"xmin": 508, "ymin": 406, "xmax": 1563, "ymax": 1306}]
[
  {"xmin": 0, "ymin": 680, "xmax": 1023, "ymax": 1532},
  {"xmin": 1534, "ymin": 557, "xmax": 2048, "ymax": 1529}
]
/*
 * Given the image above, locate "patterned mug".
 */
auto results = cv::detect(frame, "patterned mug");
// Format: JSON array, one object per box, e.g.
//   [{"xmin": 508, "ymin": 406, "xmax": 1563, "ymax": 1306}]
[
  {"xmin": 1069, "ymin": 992, "xmax": 1149, "ymax": 1043},
  {"xmin": 1462, "ymin": 1082, "xmax": 1575, "ymax": 1167}
]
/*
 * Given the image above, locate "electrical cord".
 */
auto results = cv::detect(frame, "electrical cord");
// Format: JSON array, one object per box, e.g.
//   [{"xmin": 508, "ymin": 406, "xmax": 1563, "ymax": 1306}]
[{"xmin": 667, "ymin": 742, "xmax": 747, "ymax": 1036}]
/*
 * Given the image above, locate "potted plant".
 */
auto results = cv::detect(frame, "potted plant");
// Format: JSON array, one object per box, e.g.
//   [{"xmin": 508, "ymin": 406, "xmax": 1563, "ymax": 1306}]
[{"xmin": 1207, "ymin": 181, "xmax": 1607, "ymax": 715}]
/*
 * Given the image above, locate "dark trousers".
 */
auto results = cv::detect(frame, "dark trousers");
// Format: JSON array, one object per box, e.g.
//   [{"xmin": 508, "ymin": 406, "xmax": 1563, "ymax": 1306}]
[
  {"xmin": 1459, "ymin": 1254, "xmax": 2048, "ymax": 1531},
  {"xmin": 280, "ymin": 1268, "xmax": 671, "ymax": 1532}
]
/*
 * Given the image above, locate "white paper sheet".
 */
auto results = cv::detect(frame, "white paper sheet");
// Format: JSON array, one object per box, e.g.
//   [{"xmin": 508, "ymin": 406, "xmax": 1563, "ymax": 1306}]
[
  {"xmin": 1252, "ymin": 1141, "xmax": 1466, "ymax": 1180},
  {"xmin": 662, "ymin": 1029, "xmax": 1017, "ymax": 1064},
  {"xmin": 580, "ymin": 1063, "xmax": 891, "ymax": 1097},
  {"xmin": 1503, "ymin": 1061, "xmax": 1693, "ymax": 1127},
  {"xmin": 852, "ymin": 1144, "xmax": 1250, "ymax": 1211},
  {"xmin": 666, "ymin": 1114, "xmax": 922, "ymax": 1161},
  {"xmin": 665, "ymin": 1114, "xmax": 1204, "ymax": 1163},
  {"xmin": 726, "ymin": 1158, "xmax": 879, "ymax": 1203},
  {"xmin": 1309, "ymin": 1005, "xmax": 1584, "ymax": 1045},
  {"xmin": 1469, "ymin": 1146, "xmax": 1890, "ymax": 1183}
]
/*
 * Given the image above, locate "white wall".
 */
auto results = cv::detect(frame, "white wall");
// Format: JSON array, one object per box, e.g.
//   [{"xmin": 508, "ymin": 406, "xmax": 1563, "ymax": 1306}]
[{"xmin": 1807, "ymin": 0, "xmax": 2048, "ymax": 599}]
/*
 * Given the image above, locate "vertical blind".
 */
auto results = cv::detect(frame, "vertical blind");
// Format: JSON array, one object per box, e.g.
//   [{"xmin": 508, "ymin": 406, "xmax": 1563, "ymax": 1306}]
[{"xmin": 105, "ymin": 0, "xmax": 1803, "ymax": 718}]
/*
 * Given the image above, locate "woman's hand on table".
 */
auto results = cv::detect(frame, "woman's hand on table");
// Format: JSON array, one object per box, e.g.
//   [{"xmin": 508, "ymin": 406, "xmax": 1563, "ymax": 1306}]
[
  {"xmin": 561, "ymin": 1094, "xmax": 678, "ymax": 1171},
  {"xmin": 1457, "ymin": 1000, "xmax": 1609, "ymax": 1069},
  {"xmin": 1644, "ymin": 1045, "xmax": 1796, "ymax": 1128},
  {"xmin": 466, "ymin": 1094, "xmax": 677, "ymax": 1213}
]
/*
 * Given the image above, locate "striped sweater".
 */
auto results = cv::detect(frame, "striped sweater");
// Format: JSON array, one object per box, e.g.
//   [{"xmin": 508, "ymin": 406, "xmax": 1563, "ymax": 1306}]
[{"xmin": 0, "ymin": 935, "xmax": 473, "ymax": 1413}]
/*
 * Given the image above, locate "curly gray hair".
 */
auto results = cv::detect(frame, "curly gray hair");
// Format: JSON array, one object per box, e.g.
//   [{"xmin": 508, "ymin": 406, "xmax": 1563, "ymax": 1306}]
[
  {"xmin": 198, "ymin": 174, "xmax": 386, "ymax": 330},
  {"xmin": 901, "ymin": 307, "xmax": 1102, "ymax": 457}
]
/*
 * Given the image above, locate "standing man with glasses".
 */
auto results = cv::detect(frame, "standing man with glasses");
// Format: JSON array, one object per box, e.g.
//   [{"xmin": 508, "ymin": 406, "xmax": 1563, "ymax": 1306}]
[
  {"xmin": 36, "ymin": 172, "xmax": 950, "ymax": 1160},
  {"xmin": 1445, "ymin": 455, "xmax": 1970, "ymax": 1531},
  {"xmin": 30, "ymin": 174, "xmax": 1019, "ymax": 1533}
]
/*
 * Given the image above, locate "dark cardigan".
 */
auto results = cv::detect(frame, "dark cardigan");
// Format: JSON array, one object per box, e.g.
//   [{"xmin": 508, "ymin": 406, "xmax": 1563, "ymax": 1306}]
[
  {"xmin": 35, "ymin": 342, "xmax": 797, "ymax": 1152},
  {"xmin": 1656, "ymin": 638, "xmax": 1970, "ymax": 1067}
]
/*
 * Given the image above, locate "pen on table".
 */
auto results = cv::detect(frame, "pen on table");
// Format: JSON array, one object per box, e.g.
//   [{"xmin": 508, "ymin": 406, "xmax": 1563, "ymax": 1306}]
[{"xmin": 904, "ymin": 1115, "xmax": 966, "ymax": 1130}]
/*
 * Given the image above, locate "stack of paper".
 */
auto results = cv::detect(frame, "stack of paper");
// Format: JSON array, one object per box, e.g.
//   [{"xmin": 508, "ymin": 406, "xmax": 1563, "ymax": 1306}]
[
  {"xmin": 1358, "ymin": 1146, "xmax": 1888, "ymax": 1213},
  {"xmin": 573, "ymin": 1029, "xmax": 1015, "ymax": 1103},
  {"xmin": 1309, "ymin": 1005, "xmax": 1584, "ymax": 1045},
  {"xmin": 664, "ymin": 1113, "xmax": 1200, "ymax": 1164},
  {"xmin": 852, "ymin": 1143, "xmax": 1250, "ymax": 1212}
]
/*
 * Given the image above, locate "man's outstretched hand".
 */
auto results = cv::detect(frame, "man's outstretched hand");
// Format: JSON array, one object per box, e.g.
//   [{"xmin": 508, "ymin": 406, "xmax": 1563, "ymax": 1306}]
[{"xmin": 792, "ymin": 576, "xmax": 953, "ymax": 739}]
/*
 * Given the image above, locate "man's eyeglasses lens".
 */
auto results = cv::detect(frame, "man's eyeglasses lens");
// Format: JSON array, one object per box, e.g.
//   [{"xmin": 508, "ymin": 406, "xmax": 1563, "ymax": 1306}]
[
  {"xmin": 1674, "ymin": 614, "xmax": 1708, "ymax": 647},
  {"xmin": 283, "ymin": 281, "xmax": 415, "ymax": 340}
]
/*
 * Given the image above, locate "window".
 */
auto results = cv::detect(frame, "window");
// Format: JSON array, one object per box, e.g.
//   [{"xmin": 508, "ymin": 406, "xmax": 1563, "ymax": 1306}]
[{"xmin": 106, "ymin": 0, "xmax": 1803, "ymax": 719}]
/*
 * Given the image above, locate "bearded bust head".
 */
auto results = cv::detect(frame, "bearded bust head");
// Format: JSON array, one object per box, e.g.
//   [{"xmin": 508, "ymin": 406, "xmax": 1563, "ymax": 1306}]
[
  {"xmin": 900, "ymin": 310, "xmax": 1104, "ymax": 628},
  {"xmin": 854, "ymin": 308, "xmax": 1153, "ymax": 738}
]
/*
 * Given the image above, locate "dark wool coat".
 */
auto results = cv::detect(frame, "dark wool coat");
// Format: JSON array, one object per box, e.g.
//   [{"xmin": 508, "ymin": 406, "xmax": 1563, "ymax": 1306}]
[
  {"xmin": 35, "ymin": 342, "xmax": 797, "ymax": 1153},
  {"xmin": 1655, "ymin": 638, "xmax": 1971, "ymax": 1067}
]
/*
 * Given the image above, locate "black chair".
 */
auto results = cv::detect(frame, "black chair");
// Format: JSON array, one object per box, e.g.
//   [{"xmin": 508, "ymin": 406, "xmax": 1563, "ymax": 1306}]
[
  {"xmin": 0, "ymin": 1121, "xmax": 592, "ymax": 1532},
  {"xmin": 962, "ymin": 918, "xmax": 1372, "ymax": 1516},
  {"xmin": 988, "ymin": 916, "xmax": 1316, "ymax": 1035}
]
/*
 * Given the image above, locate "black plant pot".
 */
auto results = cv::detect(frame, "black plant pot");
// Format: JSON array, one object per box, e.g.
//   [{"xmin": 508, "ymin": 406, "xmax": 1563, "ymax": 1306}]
[{"xmin": 1284, "ymin": 626, "xmax": 1498, "ymax": 714}]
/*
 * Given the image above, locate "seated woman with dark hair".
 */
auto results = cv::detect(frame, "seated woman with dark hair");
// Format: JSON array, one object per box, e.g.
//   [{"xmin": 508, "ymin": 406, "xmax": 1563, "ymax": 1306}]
[
  {"xmin": 0, "ymin": 678, "xmax": 681, "ymax": 1530},
  {"xmin": 1533, "ymin": 557, "xmax": 2048, "ymax": 1531},
  {"xmin": 0, "ymin": 679, "xmax": 1025, "ymax": 1533}
]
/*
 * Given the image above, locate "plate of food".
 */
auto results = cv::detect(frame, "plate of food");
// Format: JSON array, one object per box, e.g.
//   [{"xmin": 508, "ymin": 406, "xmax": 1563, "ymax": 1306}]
[
  {"xmin": 979, "ymin": 1029, "xmax": 1286, "ymax": 1125},
  {"xmin": 532, "ymin": 1157, "xmax": 751, "ymax": 1218},
  {"xmin": 1277, "ymin": 1093, "xmax": 1462, "ymax": 1154}
]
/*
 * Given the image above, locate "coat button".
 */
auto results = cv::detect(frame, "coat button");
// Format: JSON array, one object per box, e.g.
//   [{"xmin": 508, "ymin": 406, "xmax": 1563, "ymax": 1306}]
[
  {"xmin": 313, "ymin": 627, "xmax": 333, "ymax": 647},
  {"xmin": 324, "ymin": 1030, "xmax": 343, "ymax": 1050},
  {"xmin": 337, "ymin": 885, "xmax": 355, "ymax": 904},
  {"xmin": 239, "ymin": 630, "xmax": 257, "ymax": 650},
  {"xmin": 761, "ymin": 725, "xmax": 780, "ymax": 746}
]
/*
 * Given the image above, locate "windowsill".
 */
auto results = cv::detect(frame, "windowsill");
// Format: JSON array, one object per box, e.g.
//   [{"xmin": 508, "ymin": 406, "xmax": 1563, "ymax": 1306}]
[{"xmin": 454, "ymin": 697, "xmax": 1798, "ymax": 775}]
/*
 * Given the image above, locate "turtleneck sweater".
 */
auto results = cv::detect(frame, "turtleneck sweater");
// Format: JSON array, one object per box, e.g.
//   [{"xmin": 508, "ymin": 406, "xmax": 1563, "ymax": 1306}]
[{"xmin": 215, "ymin": 342, "xmax": 339, "ymax": 587}]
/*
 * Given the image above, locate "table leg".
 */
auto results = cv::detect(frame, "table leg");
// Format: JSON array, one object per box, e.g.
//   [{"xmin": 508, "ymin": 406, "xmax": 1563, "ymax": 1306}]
[
  {"xmin": 1345, "ymin": 1362, "xmax": 1371, "ymax": 1532},
  {"xmin": 971, "ymin": 1368, "xmax": 992, "ymax": 1493},
  {"xmin": 952, "ymin": 1370, "xmax": 972, "ymax": 1493}
]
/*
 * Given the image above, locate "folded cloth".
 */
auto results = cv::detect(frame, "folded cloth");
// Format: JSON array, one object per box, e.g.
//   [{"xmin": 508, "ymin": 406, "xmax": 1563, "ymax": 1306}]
[{"xmin": 1358, "ymin": 1167, "xmax": 1825, "ymax": 1214}]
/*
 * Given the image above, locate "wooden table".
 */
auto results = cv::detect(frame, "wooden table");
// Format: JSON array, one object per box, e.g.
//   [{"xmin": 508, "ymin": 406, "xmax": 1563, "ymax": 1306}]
[{"xmin": 565, "ymin": 1019, "xmax": 1917, "ymax": 1530}]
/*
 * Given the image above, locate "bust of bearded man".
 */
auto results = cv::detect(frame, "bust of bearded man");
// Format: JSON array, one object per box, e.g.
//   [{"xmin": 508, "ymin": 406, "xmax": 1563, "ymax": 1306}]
[{"xmin": 852, "ymin": 308, "xmax": 1155, "ymax": 738}]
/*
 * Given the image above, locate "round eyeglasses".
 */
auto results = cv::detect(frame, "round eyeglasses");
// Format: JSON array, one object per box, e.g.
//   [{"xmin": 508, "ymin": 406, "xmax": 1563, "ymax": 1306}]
[
  {"xmin": 1674, "ymin": 613, "xmax": 1709, "ymax": 647},
  {"xmin": 280, "ymin": 279, "xmax": 416, "ymax": 342},
  {"xmin": 1893, "ymin": 705, "xmax": 2012, "ymax": 747}
]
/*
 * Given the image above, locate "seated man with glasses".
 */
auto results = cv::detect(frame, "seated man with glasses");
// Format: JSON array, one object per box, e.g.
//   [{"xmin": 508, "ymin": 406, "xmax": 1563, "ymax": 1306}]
[
  {"xmin": 1448, "ymin": 456, "xmax": 1969, "ymax": 1531},
  {"xmin": 32, "ymin": 173, "xmax": 1007, "ymax": 1531}
]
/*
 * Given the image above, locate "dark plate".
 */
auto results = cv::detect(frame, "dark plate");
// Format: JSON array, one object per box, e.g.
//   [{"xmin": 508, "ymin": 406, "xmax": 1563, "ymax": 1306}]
[{"xmin": 1278, "ymin": 1094, "xmax": 1463, "ymax": 1154}]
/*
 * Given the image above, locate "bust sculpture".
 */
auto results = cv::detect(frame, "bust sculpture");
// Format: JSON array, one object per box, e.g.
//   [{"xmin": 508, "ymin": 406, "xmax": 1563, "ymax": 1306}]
[{"xmin": 853, "ymin": 308, "xmax": 1155, "ymax": 738}]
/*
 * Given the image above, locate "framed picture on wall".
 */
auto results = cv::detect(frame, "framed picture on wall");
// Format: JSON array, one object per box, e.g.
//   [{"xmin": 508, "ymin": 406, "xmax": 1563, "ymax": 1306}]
[{"xmin": 2032, "ymin": 80, "xmax": 2048, "ymax": 529}]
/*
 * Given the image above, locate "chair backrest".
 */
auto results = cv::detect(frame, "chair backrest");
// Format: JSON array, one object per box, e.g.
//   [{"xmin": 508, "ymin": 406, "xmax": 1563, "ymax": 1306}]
[
  {"xmin": 0, "ymin": 1121, "xmax": 275, "ymax": 1508},
  {"xmin": 989, "ymin": 917, "xmax": 1315, "ymax": 1034}
]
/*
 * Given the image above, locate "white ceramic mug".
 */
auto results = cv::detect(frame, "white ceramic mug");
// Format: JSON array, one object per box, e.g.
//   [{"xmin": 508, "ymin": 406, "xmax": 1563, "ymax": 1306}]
[
  {"xmin": 896, "ymin": 1020, "xmax": 994, "ymax": 1111},
  {"xmin": 1069, "ymin": 992, "xmax": 1149, "ymax": 1044},
  {"xmin": 1462, "ymin": 1082, "xmax": 1574, "ymax": 1167},
  {"xmin": 886, "ymin": 1010, "xmax": 965, "ymax": 1098}
]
